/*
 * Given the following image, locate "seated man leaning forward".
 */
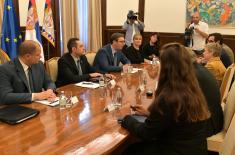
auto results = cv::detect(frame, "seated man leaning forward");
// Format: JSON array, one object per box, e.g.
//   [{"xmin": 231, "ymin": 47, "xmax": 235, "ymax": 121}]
[
  {"xmin": 93, "ymin": 33, "xmax": 131, "ymax": 72},
  {"xmin": 56, "ymin": 38, "xmax": 115, "ymax": 87},
  {"xmin": 0, "ymin": 40, "xmax": 56, "ymax": 105}
]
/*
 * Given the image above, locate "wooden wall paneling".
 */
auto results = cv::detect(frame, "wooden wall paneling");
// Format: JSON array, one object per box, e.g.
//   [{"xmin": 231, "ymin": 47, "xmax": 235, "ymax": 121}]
[
  {"xmin": 223, "ymin": 35, "xmax": 235, "ymax": 54},
  {"xmin": 101, "ymin": 0, "xmax": 106, "ymax": 46}
]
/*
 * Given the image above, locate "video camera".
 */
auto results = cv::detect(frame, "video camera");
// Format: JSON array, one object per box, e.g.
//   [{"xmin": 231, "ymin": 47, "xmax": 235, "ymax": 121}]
[
  {"xmin": 185, "ymin": 26, "xmax": 194, "ymax": 36},
  {"xmin": 127, "ymin": 10, "xmax": 138, "ymax": 20},
  {"xmin": 184, "ymin": 26, "xmax": 194, "ymax": 47}
]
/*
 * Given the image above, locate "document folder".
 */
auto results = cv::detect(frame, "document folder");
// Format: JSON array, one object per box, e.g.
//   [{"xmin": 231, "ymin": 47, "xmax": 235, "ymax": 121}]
[{"xmin": 0, "ymin": 105, "xmax": 39, "ymax": 125}]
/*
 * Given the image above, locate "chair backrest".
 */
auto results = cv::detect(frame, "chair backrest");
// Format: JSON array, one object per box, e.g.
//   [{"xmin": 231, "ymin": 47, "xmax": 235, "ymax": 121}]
[
  {"xmin": 220, "ymin": 64, "xmax": 235, "ymax": 103},
  {"xmin": 223, "ymin": 81, "xmax": 235, "ymax": 131},
  {"xmin": 85, "ymin": 51, "xmax": 96, "ymax": 66},
  {"xmin": 0, "ymin": 48, "xmax": 10, "ymax": 64},
  {"xmin": 223, "ymin": 44, "xmax": 234, "ymax": 63},
  {"xmin": 220, "ymin": 113, "xmax": 235, "ymax": 155},
  {"xmin": 45, "ymin": 57, "xmax": 60, "ymax": 82}
]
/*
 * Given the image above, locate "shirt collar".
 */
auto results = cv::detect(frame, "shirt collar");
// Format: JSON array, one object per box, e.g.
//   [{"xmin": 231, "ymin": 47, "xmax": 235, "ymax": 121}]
[
  {"xmin": 18, "ymin": 58, "xmax": 29, "ymax": 72},
  {"xmin": 208, "ymin": 57, "xmax": 221, "ymax": 62},
  {"xmin": 111, "ymin": 45, "xmax": 117, "ymax": 56},
  {"xmin": 71, "ymin": 53, "xmax": 80, "ymax": 62}
]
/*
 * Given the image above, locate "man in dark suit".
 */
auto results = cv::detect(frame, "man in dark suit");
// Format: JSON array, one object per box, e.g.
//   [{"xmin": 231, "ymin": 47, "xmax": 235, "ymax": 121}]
[
  {"xmin": 0, "ymin": 40, "xmax": 56, "ymax": 105},
  {"xmin": 93, "ymin": 33, "xmax": 130, "ymax": 72},
  {"xmin": 56, "ymin": 38, "xmax": 103, "ymax": 87}
]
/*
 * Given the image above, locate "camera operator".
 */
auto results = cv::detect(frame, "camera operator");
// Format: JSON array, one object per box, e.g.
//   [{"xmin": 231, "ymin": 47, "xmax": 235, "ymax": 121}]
[
  {"xmin": 123, "ymin": 10, "xmax": 145, "ymax": 47},
  {"xmin": 188, "ymin": 12, "xmax": 209, "ymax": 55}
]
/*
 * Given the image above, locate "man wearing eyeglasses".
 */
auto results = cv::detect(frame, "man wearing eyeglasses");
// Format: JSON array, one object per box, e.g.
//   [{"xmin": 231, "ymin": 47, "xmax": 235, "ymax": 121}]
[
  {"xmin": 207, "ymin": 33, "xmax": 232, "ymax": 68},
  {"xmin": 93, "ymin": 33, "xmax": 131, "ymax": 72}
]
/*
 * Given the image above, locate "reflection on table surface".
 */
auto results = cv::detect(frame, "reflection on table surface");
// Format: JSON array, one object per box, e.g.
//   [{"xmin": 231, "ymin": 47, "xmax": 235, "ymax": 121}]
[{"xmin": 0, "ymin": 64, "xmax": 159, "ymax": 155}]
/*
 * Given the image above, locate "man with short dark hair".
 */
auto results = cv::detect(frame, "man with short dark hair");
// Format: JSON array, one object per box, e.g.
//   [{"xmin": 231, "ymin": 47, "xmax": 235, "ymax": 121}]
[
  {"xmin": 56, "ymin": 38, "xmax": 105, "ymax": 87},
  {"xmin": 207, "ymin": 33, "xmax": 233, "ymax": 68},
  {"xmin": 0, "ymin": 40, "xmax": 56, "ymax": 104},
  {"xmin": 93, "ymin": 33, "xmax": 130, "ymax": 72}
]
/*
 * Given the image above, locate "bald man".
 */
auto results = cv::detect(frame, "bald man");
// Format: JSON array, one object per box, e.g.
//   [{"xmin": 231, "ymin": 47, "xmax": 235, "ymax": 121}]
[
  {"xmin": 0, "ymin": 40, "xmax": 56, "ymax": 104},
  {"xmin": 189, "ymin": 12, "xmax": 209, "ymax": 54}
]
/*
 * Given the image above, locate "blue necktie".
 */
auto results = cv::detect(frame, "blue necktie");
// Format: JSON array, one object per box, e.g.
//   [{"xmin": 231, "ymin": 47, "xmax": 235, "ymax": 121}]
[{"xmin": 114, "ymin": 53, "xmax": 118, "ymax": 66}]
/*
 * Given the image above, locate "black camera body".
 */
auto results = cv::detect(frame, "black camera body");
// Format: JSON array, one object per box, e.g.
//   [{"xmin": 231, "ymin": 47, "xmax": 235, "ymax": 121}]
[
  {"xmin": 185, "ymin": 26, "xmax": 194, "ymax": 36},
  {"xmin": 127, "ymin": 10, "xmax": 138, "ymax": 20},
  {"xmin": 184, "ymin": 26, "xmax": 194, "ymax": 47}
]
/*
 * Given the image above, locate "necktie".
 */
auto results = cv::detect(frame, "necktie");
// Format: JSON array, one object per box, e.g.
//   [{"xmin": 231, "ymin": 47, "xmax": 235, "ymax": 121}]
[
  {"xmin": 113, "ymin": 53, "xmax": 118, "ymax": 66},
  {"xmin": 28, "ymin": 67, "xmax": 34, "ymax": 92},
  {"xmin": 77, "ymin": 60, "xmax": 83, "ymax": 75}
]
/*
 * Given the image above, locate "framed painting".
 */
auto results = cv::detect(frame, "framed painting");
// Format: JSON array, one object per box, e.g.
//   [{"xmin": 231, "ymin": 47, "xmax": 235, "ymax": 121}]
[{"xmin": 186, "ymin": 0, "xmax": 235, "ymax": 28}]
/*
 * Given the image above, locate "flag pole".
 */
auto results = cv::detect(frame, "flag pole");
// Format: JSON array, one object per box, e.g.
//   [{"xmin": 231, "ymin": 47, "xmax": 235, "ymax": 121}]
[{"xmin": 47, "ymin": 40, "xmax": 50, "ymax": 59}]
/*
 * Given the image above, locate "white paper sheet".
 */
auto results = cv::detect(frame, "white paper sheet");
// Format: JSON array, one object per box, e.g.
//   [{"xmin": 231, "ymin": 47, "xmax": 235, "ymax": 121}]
[
  {"xmin": 36, "ymin": 97, "xmax": 59, "ymax": 106},
  {"xmin": 75, "ymin": 82, "xmax": 100, "ymax": 89}
]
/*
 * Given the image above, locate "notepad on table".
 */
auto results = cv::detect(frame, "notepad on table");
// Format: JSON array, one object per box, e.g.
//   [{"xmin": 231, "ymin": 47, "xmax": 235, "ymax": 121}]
[
  {"xmin": 36, "ymin": 97, "xmax": 59, "ymax": 106},
  {"xmin": 75, "ymin": 82, "xmax": 100, "ymax": 89}
]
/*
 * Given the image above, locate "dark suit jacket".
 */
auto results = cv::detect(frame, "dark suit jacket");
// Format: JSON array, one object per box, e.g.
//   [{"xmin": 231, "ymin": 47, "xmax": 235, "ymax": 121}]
[
  {"xmin": 93, "ymin": 44, "xmax": 130, "ymax": 72},
  {"xmin": 121, "ymin": 100, "xmax": 208, "ymax": 155},
  {"xmin": 56, "ymin": 53, "xmax": 96, "ymax": 87},
  {"xmin": 194, "ymin": 63, "xmax": 224, "ymax": 136},
  {"xmin": 0, "ymin": 58, "xmax": 56, "ymax": 104}
]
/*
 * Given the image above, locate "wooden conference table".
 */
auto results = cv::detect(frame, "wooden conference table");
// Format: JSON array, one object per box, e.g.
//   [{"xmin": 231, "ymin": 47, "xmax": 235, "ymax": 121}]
[{"xmin": 0, "ymin": 64, "xmax": 159, "ymax": 155}]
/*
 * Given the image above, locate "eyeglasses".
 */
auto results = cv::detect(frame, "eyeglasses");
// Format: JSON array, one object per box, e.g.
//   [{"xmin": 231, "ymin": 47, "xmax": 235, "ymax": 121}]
[
  {"xmin": 207, "ymin": 40, "xmax": 215, "ymax": 43},
  {"xmin": 117, "ymin": 40, "xmax": 125, "ymax": 43}
]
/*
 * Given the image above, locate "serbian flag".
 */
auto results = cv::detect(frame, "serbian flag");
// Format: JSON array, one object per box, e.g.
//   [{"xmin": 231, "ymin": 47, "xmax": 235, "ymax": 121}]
[
  {"xmin": 42, "ymin": 0, "xmax": 55, "ymax": 46},
  {"xmin": 25, "ymin": 0, "xmax": 44, "ymax": 62}
]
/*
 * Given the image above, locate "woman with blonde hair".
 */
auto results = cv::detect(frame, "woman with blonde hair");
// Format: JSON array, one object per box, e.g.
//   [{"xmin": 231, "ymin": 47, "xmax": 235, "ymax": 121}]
[
  {"xmin": 123, "ymin": 33, "xmax": 144, "ymax": 64},
  {"xmin": 121, "ymin": 43, "xmax": 210, "ymax": 155},
  {"xmin": 203, "ymin": 42, "xmax": 226, "ymax": 86}
]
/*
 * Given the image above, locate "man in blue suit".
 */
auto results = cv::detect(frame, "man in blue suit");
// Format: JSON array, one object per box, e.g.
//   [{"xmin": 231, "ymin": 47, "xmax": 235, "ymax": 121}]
[
  {"xmin": 0, "ymin": 40, "xmax": 56, "ymax": 104},
  {"xmin": 93, "ymin": 33, "xmax": 130, "ymax": 72}
]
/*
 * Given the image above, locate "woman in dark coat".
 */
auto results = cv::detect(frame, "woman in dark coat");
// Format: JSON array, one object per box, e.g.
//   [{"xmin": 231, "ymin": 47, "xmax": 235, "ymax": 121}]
[{"xmin": 121, "ymin": 43, "xmax": 210, "ymax": 155}]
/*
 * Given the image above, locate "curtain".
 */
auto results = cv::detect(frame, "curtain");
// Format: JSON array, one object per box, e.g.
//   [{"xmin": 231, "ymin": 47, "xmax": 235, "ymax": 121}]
[
  {"xmin": 0, "ymin": 0, "xmax": 4, "ymax": 39},
  {"xmin": 88, "ymin": 0, "xmax": 102, "ymax": 52},
  {"xmin": 77, "ymin": 0, "xmax": 88, "ymax": 50},
  {"xmin": 61, "ymin": 0, "xmax": 79, "ymax": 54}
]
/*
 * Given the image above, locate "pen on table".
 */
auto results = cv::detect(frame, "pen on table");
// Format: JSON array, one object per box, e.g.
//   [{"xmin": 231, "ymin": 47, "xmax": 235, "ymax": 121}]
[
  {"xmin": 82, "ymin": 82, "xmax": 93, "ymax": 85},
  {"xmin": 49, "ymin": 100, "xmax": 59, "ymax": 104}
]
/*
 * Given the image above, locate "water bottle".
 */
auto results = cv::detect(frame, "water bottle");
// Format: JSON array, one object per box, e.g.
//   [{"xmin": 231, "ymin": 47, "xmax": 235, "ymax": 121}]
[
  {"xmin": 115, "ymin": 87, "xmax": 122, "ymax": 108},
  {"xmin": 59, "ymin": 91, "xmax": 67, "ymax": 109},
  {"xmin": 142, "ymin": 70, "xmax": 147, "ymax": 87},
  {"xmin": 152, "ymin": 57, "xmax": 158, "ymax": 65},
  {"xmin": 99, "ymin": 75, "xmax": 105, "ymax": 87}
]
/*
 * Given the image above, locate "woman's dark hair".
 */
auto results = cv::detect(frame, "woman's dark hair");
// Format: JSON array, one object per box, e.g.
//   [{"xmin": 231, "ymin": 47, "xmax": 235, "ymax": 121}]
[
  {"xmin": 149, "ymin": 43, "xmax": 210, "ymax": 122},
  {"xmin": 150, "ymin": 32, "xmax": 160, "ymax": 50}
]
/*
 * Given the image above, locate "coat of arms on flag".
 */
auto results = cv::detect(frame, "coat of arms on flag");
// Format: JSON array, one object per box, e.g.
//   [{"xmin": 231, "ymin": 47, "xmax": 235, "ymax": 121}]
[
  {"xmin": 42, "ymin": 0, "xmax": 55, "ymax": 47},
  {"xmin": 25, "ymin": 0, "xmax": 45, "ymax": 62}
]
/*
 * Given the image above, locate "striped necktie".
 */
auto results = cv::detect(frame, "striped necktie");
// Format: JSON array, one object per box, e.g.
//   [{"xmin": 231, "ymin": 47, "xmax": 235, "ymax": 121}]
[
  {"xmin": 77, "ymin": 60, "xmax": 83, "ymax": 75},
  {"xmin": 28, "ymin": 67, "xmax": 34, "ymax": 92}
]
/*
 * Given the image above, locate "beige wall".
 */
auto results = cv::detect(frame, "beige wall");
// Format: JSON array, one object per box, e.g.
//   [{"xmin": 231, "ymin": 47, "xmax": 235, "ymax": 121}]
[
  {"xmin": 107, "ymin": 0, "xmax": 235, "ymax": 35},
  {"xmin": 106, "ymin": 0, "xmax": 138, "ymax": 26}
]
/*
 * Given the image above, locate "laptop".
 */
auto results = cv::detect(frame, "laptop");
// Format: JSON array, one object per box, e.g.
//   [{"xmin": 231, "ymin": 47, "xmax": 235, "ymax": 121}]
[{"xmin": 0, "ymin": 105, "xmax": 39, "ymax": 125}]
